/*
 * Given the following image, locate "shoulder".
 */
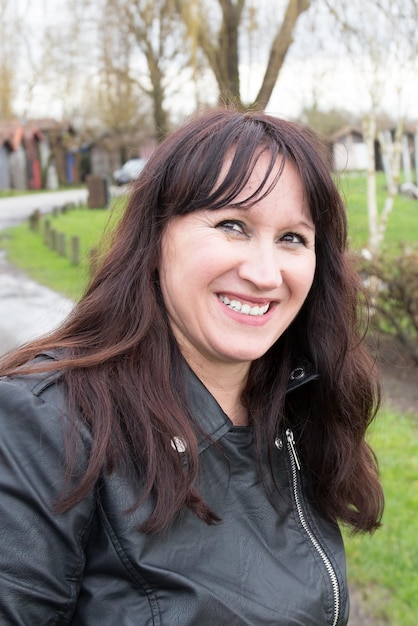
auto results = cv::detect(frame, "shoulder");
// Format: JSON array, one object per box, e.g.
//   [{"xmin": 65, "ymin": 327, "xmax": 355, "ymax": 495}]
[
  {"xmin": 0, "ymin": 362, "xmax": 96, "ymax": 622},
  {"xmin": 0, "ymin": 360, "xmax": 91, "ymax": 469},
  {"xmin": 0, "ymin": 363, "xmax": 64, "ymax": 404},
  {"xmin": 0, "ymin": 365, "xmax": 65, "ymax": 423}
]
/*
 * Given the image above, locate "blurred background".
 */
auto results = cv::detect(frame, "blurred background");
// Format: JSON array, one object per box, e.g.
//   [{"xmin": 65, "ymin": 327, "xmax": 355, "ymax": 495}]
[{"xmin": 2, "ymin": 0, "xmax": 418, "ymax": 178}]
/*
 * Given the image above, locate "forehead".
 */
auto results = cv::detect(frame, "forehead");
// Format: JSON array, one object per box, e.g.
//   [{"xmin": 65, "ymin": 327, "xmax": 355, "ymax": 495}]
[{"xmin": 220, "ymin": 152, "xmax": 310, "ymax": 211}]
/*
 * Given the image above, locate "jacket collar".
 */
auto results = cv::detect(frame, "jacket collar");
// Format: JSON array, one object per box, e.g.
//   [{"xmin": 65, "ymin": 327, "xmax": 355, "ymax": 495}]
[
  {"xmin": 286, "ymin": 356, "xmax": 320, "ymax": 394},
  {"xmin": 38, "ymin": 350, "xmax": 319, "ymax": 454},
  {"xmin": 184, "ymin": 366, "xmax": 233, "ymax": 455},
  {"xmin": 183, "ymin": 358, "xmax": 319, "ymax": 454}
]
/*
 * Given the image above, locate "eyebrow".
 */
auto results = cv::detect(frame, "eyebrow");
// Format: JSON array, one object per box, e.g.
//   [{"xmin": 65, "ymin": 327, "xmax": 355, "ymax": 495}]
[
  {"xmin": 217, "ymin": 206, "xmax": 315, "ymax": 231},
  {"xmin": 295, "ymin": 220, "xmax": 315, "ymax": 232}
]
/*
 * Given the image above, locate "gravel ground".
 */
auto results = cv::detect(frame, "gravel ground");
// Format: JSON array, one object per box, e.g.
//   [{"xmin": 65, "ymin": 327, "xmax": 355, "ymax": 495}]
[{"xmin": 348, "ymin": 586, "xmax": 381, "ymax": 626}]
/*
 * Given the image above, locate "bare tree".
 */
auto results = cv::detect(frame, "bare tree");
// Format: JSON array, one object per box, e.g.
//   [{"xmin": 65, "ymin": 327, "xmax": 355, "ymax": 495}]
[
  {"xmin": 68, "ymin": 0, "xmax": 314, "ymax": 138},
  {"xmin": 82, "ymin": 2, "xmax": 150, "ymax": 135},
  {"xmin": 124, "ymin": 0, "xmax": 187, "ymax": 139},
  {"xmin": 326, "ymin": 0, "xmax": 418, "ymax": 255},
  {"xmin": 79, "ymin": 0, "xmax": 190, "ymax": 140},
  {"xmin": 178, "ymin": 0, "xmax": 311, "ymax": 109},
  {"xmin": 0, "ymin": 0, "xmax": 90, "ymax": 122},
  {"xmin": 0, "ymin": 0, "xmax": 19, "ymax": 118}
]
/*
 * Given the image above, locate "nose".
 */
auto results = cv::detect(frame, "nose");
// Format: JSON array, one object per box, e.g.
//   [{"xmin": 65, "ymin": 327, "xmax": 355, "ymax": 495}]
[{"xmin": 237, "ymin": 241, "xmax": 282, "ymax": 291}]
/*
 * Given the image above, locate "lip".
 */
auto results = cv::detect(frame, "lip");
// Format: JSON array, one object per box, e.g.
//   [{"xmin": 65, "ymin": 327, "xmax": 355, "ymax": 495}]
[{"xmin": 217, "ymin": 292, "xmax": 274, "ymax": 306}]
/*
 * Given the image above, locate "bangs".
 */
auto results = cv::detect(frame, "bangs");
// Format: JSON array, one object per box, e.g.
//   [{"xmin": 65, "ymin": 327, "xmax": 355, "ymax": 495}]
[
  {"xmin": 210, "ymin": 146, "xmax": 287, "ymax": 211},
  {"xmin": 144, "ymin": 108, "xmax": 345, "ymax": 251},
  {"xmin": 158, "ymin": 116, "xmax": 289, "ymax": 217}
]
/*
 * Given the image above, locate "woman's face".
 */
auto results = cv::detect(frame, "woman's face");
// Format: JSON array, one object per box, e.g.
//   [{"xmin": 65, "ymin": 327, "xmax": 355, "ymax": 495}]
[{"xmin": 159, "ymin": 154, "xmax": 316, "ymax": 377}]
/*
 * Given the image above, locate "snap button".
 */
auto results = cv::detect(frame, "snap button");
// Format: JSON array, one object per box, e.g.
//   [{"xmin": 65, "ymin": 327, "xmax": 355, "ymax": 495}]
[
  {"xmin": 274, "ymin": 437, "xmax": 283, "ymax": 450},
  {"xmin": 289, "ymin": 366, "xmax": 305, "ymax": 381},
  {"xmin": 171, "ymin": 436, "xmax": 187, "ymax": 453}
]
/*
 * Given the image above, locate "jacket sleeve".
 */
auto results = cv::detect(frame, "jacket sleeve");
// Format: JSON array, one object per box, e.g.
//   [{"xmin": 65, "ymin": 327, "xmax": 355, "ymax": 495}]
[{"xmin": 0, "ymin": 375, "xmax": 96, "ymax": 625}]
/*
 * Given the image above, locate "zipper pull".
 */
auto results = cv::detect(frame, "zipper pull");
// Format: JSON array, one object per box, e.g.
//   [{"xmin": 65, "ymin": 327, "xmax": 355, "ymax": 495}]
[{"xmin": 286, "ymin": 429, "xmax": 301, "ymax": 471}]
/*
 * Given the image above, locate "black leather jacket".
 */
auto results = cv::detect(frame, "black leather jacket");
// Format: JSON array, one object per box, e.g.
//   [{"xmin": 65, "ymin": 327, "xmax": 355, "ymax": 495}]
[{"xmin": 0, "ymin": 358, "xmax": 349, "ymax": 625}]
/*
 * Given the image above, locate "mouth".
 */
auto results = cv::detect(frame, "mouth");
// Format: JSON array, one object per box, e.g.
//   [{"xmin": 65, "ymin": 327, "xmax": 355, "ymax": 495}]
[{"xmin": 218, "ymin": 294, "xmax": 271, "ymax": 317}]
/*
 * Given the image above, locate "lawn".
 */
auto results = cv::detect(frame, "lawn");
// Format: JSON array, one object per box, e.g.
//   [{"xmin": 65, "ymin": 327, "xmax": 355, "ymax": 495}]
[
  {"xmin": 0, "ymin": 196, "xmax": 126, "ymax": 301},
  {"xmin": 336, "ymin": 172, "xmax": 418, "ymax": 251},
  {"xmin": 344, "ymin": 409, "xmax": 418, "ymax": 626}
]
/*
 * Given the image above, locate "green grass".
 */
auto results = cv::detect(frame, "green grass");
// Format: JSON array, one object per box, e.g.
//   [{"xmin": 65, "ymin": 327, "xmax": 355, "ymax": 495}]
[
  {"xmin": 0, "ymin": 198, "xmax": 125, "ymax": 301},
  {"xmin": 337, "ymin": 172, "xmax": 418, "ymax": 251},
  {"xmin": 344, "ymin": 409, "xmax": 418, "ymax": 625}
]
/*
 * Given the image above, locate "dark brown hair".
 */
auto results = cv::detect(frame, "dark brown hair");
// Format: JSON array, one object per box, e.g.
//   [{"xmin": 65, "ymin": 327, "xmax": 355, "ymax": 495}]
[{"xmin": 0, "ymin": 108, "xmax": 383, "ymax": 533}]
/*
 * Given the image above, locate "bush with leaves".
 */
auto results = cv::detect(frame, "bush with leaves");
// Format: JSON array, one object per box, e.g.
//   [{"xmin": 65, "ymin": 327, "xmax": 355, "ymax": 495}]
[{"xmin": 357, "ymin": 245, "xmax": 418, "ymax": 365}]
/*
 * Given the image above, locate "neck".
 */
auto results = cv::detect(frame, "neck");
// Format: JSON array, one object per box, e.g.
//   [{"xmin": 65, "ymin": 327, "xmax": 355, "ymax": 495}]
[{"xmin": 187, "ymin": 359, "xmax": 250, "ymax": 426}]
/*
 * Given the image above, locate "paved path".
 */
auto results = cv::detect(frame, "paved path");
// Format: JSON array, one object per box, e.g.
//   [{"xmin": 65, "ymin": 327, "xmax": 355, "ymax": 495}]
[
  {"xmin": 0, "ymin": 251, "xmax": 73, "ymax": 355},
  {"xmin": 0, "ymin": 189, "xmax": 88, "ymax": 230},
  {"xmin": 0, "ymin": 190, "xmax": 84, "ymax": 356}
]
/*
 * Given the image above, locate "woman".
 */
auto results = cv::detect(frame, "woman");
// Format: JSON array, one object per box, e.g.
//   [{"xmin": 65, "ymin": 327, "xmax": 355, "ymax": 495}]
[{"xmin": 0, "ymin": 108, "xmax": 383, "ymax": 625}]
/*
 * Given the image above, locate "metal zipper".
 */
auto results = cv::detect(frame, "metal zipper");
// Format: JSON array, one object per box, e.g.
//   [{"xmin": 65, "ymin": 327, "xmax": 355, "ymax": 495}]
[{"xmin": 284, "ymin": 428, "xmax": 340, "ymax": 626}]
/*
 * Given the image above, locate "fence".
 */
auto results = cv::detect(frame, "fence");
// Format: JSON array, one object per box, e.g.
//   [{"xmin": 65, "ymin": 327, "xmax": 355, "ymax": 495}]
[{"xmin": 28, "ymin": 203, "xmax": 99, "ymax": 271}]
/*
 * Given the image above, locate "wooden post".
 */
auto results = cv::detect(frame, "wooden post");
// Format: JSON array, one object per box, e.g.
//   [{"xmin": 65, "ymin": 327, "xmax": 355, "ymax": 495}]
[
  {"xmin": 44, "ymin": 219, "xmax": 51, "ymax": 245},
  {"xmin": 29, "ymin": 209, "xmax": 41, "ymax": 232},
  {"xmin": 58, "ymin": 232, "xmax": 66, "ymax": 257},
  {"xmin": 71, "ymin": 236, "xmax": 80, "ymax": 265},
  {"xmin": 51, "ymin": 229, "xmax": 58, "ymax": 251}
]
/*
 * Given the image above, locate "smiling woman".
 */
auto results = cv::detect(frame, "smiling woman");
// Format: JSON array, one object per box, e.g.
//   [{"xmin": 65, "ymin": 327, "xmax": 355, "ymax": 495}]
[
  {"xmin": 159, "ymin": 156, "xmax": 316, "ymax": 407},
  {"xmin": 0, "ymin": 108, "xmax": 383, "ymax": 626}
]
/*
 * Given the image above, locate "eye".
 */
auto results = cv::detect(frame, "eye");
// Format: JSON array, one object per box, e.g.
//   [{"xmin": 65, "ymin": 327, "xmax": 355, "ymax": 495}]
[
  {"xmin": 216, "ymin": 220, "xmax": 247, "ymax": 235},
  {"xmin": 280, "ymin": 232, "xmax": 308, "ymax": 245}
]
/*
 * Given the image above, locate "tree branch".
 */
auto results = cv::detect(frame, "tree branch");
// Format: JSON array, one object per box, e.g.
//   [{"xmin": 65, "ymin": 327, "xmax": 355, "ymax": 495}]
[{"xmin": 253, "ymin": 0, "xmax": 311, "ymax": 108}]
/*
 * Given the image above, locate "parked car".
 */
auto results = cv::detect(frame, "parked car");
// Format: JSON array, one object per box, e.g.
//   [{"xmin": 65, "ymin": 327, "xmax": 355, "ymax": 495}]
[{"xmin": 113, "ymin": 158, "xmax": 147, "ymax": 185}]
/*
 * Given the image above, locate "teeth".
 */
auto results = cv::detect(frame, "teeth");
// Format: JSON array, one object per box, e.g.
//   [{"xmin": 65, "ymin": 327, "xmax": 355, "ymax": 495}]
[{"xmin": 219, "ymin": 295, "xmax": 270, "ymax": 316}]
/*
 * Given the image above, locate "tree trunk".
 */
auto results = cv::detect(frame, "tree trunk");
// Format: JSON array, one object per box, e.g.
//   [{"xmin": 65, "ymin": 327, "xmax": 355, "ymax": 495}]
[
  {"xmin": 144, "ymin": 42, "xmax": 169, "ymax": 141},
  {"xmin": 376, "ymin": 121, "xmax": 404, "ymax": 249},
  {"xmin": 363, "ymin": 115, "xmax": 379, "ymax": 256},
  {"xmin": 180, "ymin": 0, "xmax": 310, "ymax": 110},
  {"xmin": 216, "ymin": 0, "xmax": 242, "ymax": 105}
]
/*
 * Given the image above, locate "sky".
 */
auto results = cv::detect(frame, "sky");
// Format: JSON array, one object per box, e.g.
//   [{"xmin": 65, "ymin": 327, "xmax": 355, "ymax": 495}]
[
  {"xmin": 268, "ymin": 58, "xmax": 418, "ymax": 122},
  {"xmin": 7, "ymin": 0, "xmax": 418, "ymax": 125},
  {"xmin": 19, "ymin": 55, "xmax": 418, "ymax": 125}
]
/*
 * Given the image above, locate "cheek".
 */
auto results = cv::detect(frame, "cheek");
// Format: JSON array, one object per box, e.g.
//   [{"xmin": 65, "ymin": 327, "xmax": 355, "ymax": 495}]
[
  {"xmin": 159, "ymin": 244, "xmax": 207, "ymax": 303},
  {"xmin": 290, "ymin": 256, "xmax": 316, "ymax": 295},
  {"xmin": 159, "ymin": 242, "xmax": 180, "ymax": 305},
  {"xmin": 306, "ymin": 261, "xmax": 316, "ymax": 291}
]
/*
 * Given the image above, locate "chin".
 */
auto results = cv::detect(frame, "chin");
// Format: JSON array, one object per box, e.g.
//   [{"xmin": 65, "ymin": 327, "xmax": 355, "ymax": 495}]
[{"xmin": 223, "ymin": 349, "xmax": 270, "ymax": 364}]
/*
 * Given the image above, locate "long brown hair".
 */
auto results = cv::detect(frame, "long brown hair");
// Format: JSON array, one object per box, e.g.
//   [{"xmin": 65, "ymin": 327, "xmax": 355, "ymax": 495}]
[{"xmin": 0, "ymin": 108, "xmax": 383, "ymax": 533}]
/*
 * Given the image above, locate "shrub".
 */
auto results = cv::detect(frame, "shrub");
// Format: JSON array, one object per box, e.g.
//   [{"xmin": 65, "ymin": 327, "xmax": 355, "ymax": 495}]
[{"xmin": 358, "ymin": 245, "xmax": 418, "ymax": 365}]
